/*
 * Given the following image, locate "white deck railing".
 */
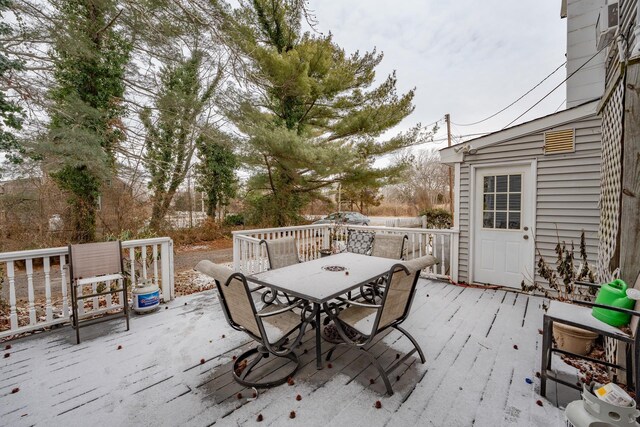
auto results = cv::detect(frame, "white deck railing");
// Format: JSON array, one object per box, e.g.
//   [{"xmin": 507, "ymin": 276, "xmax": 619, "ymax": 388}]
[
  {"xmin": 0, "ymin": 237, "xmax": 174, "ymax": 339},
  {"xmin": 233, "ymin": 224, "xmax": 459, "ymax": 281}
]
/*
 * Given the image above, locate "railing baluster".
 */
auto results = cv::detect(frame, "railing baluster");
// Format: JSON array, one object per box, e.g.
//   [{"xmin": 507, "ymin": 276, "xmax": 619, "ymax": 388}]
[
  {"xmin": 106, "ymin": 279, "xmax": 113, "ymax": 309},
  {"xmin": 44, "ymin": 257, "xmax": 52, "ymax": 322},
  {"xmin": 153, "ymin": 244, "xmax": 159, "ymax": 287},
  {"xmin": 7, "ymin": 261, "xmax": 17, "ymax": 330},
  {"xmin": 60, "ymin": 255, "xmax": 69, "ymax": 319},
  {"xmin": 129, "ymin": 247, "xmax": 136, "ymax": 287},
  {"xmin": 141, "ymin": 245, "xmax": 148, "ymax": 280},
  {"xmin": 440, "ymin": 234, "xmax": 446, "ymax": 276},
  {"xmin": 26, "ymin": 259, "xmax": 36, "ymax": 325},
  {"xmin": 92, "ymin": 282, "xmax": 98, "ymax": 311},
  {"xmin": 77, "ymin": 282, "xmax": 84, "ymax": 316},
  {"xmin": 60, "ymin": 255, "xmax": 68, "ymax": 318}
]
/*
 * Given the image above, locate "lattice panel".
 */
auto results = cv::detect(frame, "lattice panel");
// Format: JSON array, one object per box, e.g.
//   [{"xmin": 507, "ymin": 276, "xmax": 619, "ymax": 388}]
[
  {"xmin": 597, "ymin": 80, "xmax": 624, "ymax": 284},
  {"xmin": 598, "ymin": 79, "xmax": 625, "ymax": 374}
]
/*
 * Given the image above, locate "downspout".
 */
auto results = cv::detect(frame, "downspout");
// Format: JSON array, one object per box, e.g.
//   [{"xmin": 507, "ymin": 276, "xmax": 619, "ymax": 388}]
[{"xmin": 632, "ymin": 0, "xmax": 640, "ymax": 59}]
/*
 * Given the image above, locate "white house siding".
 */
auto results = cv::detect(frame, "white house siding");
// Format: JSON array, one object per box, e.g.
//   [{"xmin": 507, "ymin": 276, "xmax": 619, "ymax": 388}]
[
  {"xmin": 456, "ymin": 115, "xmax": 602, "ymax": 286},
  {"xmin": 566, "ymin": 0, "xmax": 606, "ymax": 107}
]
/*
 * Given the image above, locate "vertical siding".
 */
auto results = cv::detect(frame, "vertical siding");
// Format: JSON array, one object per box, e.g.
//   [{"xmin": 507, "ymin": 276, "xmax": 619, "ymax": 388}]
[
  {"xmin": 566, "ymin": 0, "xmax": 606, "ymax": 107},
  {"xmin": 456, "ymin": 115, "xmax": 602, "ymax": 286},
  {"xmin": 604, "ymin": 0, "xmax": 637, "ymax": 89}
]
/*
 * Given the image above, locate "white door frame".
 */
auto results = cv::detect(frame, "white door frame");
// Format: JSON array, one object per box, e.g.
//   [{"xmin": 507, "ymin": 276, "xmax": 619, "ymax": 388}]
[{"xmin": 468, "ymin": 159, "xmax": 537, "ymax": 285}]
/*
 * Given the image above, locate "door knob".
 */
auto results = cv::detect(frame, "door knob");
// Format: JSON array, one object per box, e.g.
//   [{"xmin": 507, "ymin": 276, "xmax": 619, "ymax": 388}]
[
  {"xmin": 523, "ymin": 235, "xmax": 529, "ymax": 240},
  {"xmin": 523, "ymin": 226, "xmax": 529, "ymax": 231}
]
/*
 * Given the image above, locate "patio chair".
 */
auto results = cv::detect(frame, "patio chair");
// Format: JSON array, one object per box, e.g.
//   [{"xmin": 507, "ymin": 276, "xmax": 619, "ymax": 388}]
[
  {"xmin": 371, "ymin": 234, "xmax": 408, "ymax": 260},
  {"xmin": 361, "ymin": 234, "xmax": 409, "ymax": 302},
  {"xmin": 259, "ymin": 236, "xmax": 300, "ymax": 304},
  {"xmin": 260, "ymin": 236, "xmax": 300, "ymax": 270},
  {"xmin": 69, "ymin": 241, "xmax": 130, "ymax": 344},
  {"xmin": 195, "ymin": 260, "xmax": 310, "ymax": 388},
  {"xmin": 323, "ymin": 255, "xmax": 439, "ymax": 395},
  {"xmin": 540, "ymin": 271, "xmax": 640, "ymax": 407},
  {"xmin": 346, "ymin": 229, "xmax": 375, "ymax": 255}
]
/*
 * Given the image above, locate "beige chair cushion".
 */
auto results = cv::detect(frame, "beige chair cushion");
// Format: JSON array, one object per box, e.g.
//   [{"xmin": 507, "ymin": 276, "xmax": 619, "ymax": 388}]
[
  {"xmin": 265, "ymin": 237, "xmax": 300, "ymax": 269},
  {"xmin": 258, "ymin": 304, "xmax": 304, "ymax": 344},
  {"xmin": 195, "ymin": 260, "xmax": 261, "ymax": 337},
  {"xmin": 70, "ymin": 241, "xmax": 122, "ymax": 280},
  {"xmin": 371, "ymin": 234, "xmax": 406, "ymax": 259},
  {"xmin": 338, "ymin": 255, "xmax": 439, "ymax": 335}
]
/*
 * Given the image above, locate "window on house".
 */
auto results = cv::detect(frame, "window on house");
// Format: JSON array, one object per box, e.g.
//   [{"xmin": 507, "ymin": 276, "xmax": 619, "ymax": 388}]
[{"xmin": 482, "ymin": 174, "xmax": 521, "ymax": 230}]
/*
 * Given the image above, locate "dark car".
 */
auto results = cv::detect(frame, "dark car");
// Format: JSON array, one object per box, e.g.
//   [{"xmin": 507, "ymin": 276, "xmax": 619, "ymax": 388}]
[{"xmin": 312, "ymin": 211, "xmax": 370, "ymax": 226}]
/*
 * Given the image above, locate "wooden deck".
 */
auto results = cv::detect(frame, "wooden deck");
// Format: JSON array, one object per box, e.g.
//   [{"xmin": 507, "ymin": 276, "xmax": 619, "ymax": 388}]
[{"xmin": 0, "ymin": 279, "xmax": 567, "ymax": 426}]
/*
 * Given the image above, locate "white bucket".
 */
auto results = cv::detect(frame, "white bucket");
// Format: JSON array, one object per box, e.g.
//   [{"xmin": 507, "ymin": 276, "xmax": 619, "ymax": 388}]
[{"xmin": 132, "ymin": 283, "xmax": 160, "ymax": 313}]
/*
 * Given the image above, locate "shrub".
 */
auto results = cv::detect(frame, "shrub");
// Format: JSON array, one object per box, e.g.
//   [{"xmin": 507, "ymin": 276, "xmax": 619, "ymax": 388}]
[
  {"xmin": 420, "ymin": 208, "xmax": 452, "ymax": 229},
  {"xmin": 224, "ymin": 213, "xmax": 245, "ymax": 226}
]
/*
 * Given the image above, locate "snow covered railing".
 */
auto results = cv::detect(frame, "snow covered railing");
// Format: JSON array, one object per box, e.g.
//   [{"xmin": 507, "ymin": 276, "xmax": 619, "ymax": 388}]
[
  {"xmin": 232, "ymin": 224, "xmax": 458, "ymax": 281},
  {"xmin": 0, "ymin": 237, "xmax": 174, "ymax": 339}
]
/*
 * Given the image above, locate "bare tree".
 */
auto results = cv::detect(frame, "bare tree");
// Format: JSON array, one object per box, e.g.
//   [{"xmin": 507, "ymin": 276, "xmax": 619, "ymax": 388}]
[{"xmin": 388, "ymin": 149, "xmax": 449, "ymax": 213}]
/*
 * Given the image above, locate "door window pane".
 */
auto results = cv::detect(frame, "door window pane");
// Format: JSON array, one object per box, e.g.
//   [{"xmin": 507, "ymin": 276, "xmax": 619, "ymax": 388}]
[
  {"xmin": 508, "ymin": 212, "xmax": 521, "ymax": 229},
  {"xmin": 482, "ymin": 173, "xmax": 523, "ymax": 230},
  {"xmin": 496, "ymin": 175, "xmax": 508, "ymax": 192},
  {"xmin": 496, "ymin": 194, "xmax": 508, "ymax": 210},
  {"xmin": 509, "ymin": 175, "xmax": 521, "ymax": 192},
  {"xmin": 509, "ymin": 194, "xmax": 521, "ymax": 210},
  {"xmin": 483, "ymin": 194, "xmax": 494, "ymax": 210},
  {"xmin": 495, "ymin": 212, "xmax": 507, "ymax": 229},
  {"xmin": 483, "ymin": 176, "xmax": 495, "ymax": 192},
  {"xmin": 483, "ymin": 212, "xmax": 494, "ymax": 228}
]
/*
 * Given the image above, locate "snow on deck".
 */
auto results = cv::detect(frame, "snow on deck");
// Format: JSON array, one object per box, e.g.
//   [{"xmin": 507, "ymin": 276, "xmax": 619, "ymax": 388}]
[{"xmin": 0, "ymin": 280, "xmax": 567, "ymax": 426}]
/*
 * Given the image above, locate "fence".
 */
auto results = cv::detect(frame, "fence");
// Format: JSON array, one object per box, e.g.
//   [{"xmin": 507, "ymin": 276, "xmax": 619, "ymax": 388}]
[
  {"xmin": 232, "ymin": 224, "xmax": 458, "ymax": 280},
  {"xmin": 384, "ymin": 216, "xmax": 427, "ymax": 228},
  {"xmin": 0, "ymin": 237, "xmax": 174, "ymax": 339}
]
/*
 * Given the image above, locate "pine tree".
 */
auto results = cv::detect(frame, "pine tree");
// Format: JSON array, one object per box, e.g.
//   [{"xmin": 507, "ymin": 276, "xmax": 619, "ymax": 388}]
[
  {"xmin": 223, "ymin": 0, "xmax": 434, "ymax": 226},
  {"xmin": 46, "ymin": 0, "xmax": 130, "ymax": 242}
]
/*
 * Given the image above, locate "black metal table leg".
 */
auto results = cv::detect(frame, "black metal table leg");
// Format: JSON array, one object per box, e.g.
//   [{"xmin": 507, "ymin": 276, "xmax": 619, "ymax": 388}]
[{"xmin": 315, "ymin": 303, "xmax": 323, "ymax": 369}]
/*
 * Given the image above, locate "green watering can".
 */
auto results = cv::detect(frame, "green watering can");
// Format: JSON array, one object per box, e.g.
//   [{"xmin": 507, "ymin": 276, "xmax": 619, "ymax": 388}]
[{"xmin": 592, "ymin": 279, "xmax": 635, "ymax": 327}]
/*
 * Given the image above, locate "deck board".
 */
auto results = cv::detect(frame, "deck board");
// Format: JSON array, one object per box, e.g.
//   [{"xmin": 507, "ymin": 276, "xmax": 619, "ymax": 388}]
[{"xmin": 0, "ymin": 280, "xmax": 567, "ymax": 426}]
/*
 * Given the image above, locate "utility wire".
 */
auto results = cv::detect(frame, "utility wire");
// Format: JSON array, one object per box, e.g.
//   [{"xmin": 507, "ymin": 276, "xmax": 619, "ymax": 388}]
[
  {"xmin": 502, "ymin": 41, "xmax": 610, "ymax": 129},
  {"xmin": 452, "ymin": 61, "xmax": 566, "ymax": 127}
]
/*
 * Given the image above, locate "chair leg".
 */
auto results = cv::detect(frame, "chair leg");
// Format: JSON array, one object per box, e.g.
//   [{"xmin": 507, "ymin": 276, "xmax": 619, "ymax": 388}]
[
  {"xmin": 71, "ymin": 285, "xmax": 81, "ymax": 344},
  {"xmin": 626, "ymin": 343, "xmax": 633, "ymax": 389},
  {"xmin": 360, "ymin": 348, "xmax": 394, "ymax": 396},
  {"xmin": 232, "ymin": 346, "xmax": 300, "ymax": 388},
  {"xmin": 395, "ymin": 325, "xmax": 426, "ymax": 364},
  {"xmin": 540, "ymin": 316, "xmax": 553, "ymax": 398},
  {"xmin": 634, "ymin": 342, "xmax": 640, "ymax": 409}
]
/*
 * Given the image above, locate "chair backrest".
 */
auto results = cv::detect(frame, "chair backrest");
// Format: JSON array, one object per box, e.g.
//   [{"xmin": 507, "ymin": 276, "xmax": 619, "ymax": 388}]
[
  {"xmin": 346, "ymin": 230, "xmax": 375, "ymax": 255},
  {"xmin": 377, "ymin": 255, "xmax": 438, "ymax": 330},
  {"xmin": 194, "ymin": 260, "xmax": 261, "ymax": 338},
  {"xmin": 69, "ymin": 241, "xmax": 123, "ymax": 281},
  {"xmin": 261, "ymin": 237, "xmax": 300, "ymax": 270},
  {"xmin": 371, "ymin": 234, "xmax": 407, "ymax": 259}
]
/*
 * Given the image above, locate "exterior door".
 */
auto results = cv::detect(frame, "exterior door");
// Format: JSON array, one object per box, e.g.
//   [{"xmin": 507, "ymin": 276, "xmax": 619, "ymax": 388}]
[{"xmin": 473, "ymin": 164, "xmax": 534, "ymax": 288}]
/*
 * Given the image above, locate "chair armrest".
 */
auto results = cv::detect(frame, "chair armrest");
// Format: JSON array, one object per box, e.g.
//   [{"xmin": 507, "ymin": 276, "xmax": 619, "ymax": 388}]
[
  {"xmin": 571, "ymin": 300, "xmax": 640, "ymax": 317},
  {"xmin": 257, "ymin": 299, "xmax": 304, "ymax": 317}
]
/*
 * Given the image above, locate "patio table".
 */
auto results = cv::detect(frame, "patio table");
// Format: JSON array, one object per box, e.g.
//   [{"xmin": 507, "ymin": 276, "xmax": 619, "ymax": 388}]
[{"xmin": 247, "ymin": 252, "xmax": 400, "ymax": 369}]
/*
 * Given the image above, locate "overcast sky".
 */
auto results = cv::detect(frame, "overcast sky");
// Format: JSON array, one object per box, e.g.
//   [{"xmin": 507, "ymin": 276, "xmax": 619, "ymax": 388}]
[{"xmin": 310, "ymin": 0, "xmax": 568, "ymax": 152}]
